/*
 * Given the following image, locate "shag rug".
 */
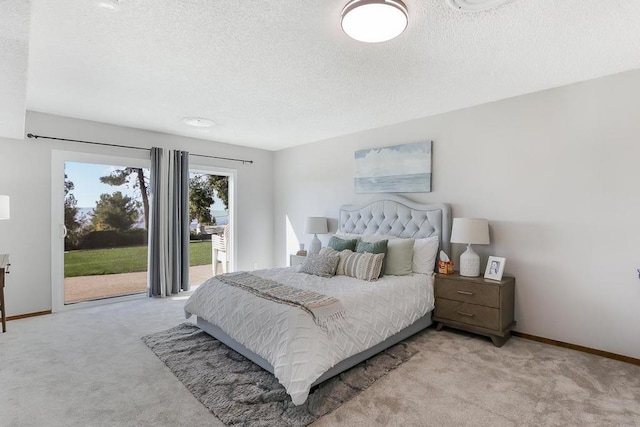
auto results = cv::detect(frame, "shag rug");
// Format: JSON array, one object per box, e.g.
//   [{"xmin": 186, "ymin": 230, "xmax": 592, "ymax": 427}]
[{"xmin": 142, "ymin": 323, "xmax": 417, "ymax": 426}]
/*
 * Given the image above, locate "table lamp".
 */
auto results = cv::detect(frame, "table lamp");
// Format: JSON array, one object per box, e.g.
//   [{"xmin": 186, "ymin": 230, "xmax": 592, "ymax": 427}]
[
  {"xmin": 304, "ymin": 217, "xmax": 328, "ymax": 255},
  {"xmin": 450, "ymin": 218, "xmax": 489, "ymax": 277}
]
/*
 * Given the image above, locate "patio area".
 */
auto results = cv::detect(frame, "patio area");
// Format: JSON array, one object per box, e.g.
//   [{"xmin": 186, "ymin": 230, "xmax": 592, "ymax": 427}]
[{"xmin": 64, "ymin": 264, "xmax": 213, "ymax": 304}]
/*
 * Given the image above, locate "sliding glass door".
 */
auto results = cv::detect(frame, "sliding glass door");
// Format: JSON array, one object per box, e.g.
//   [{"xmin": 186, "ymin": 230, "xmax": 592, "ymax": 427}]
[
  {"xmin": 52, "ymin": 151, "xmax": 237, "ymax": 311},
  {"xmin": 188, "ymin": 166, "xmax": 234, "ymax": 286},
  {"xmin": 52, "ymin": 151, "xmax": 151, "ymax": 311}
]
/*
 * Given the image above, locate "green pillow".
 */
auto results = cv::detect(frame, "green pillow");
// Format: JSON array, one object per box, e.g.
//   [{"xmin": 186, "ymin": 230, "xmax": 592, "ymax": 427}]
[
  {"xmin": 385, "ymin": 239, "xmax": 415, "ymax": 276},
  {"xmin": 328, "ymin": 236, "xmax": 358, "ymax": 252},
  {"xmin": 356, "ymin": 240, "xmax": 388, "ymax": 277}
]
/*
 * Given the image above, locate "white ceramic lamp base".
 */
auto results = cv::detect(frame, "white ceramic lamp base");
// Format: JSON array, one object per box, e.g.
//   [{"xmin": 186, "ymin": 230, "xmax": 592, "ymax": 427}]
[
  {"xmin": 459, "ymin": 244, "xmax": 481, "ymax": 277},
  {"xmin": 309, "ymin": 234, "xmax": 322, "ymax": 255}
]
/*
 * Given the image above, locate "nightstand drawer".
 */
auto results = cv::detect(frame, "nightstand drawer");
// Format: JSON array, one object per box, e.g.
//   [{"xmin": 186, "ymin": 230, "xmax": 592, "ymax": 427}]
[
  {"xmin": 435, "ymin": 278, "xmax": 499, "ymax": 308},
  {"xmin": 435, "ymin": 299, "xmax": 500, "ymax": 330}
]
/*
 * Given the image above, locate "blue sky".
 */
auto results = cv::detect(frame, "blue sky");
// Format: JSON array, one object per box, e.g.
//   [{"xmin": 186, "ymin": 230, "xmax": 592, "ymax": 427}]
[
  {"xmin": 65, "ymin": 162, "xmax": 225, "ymax": 212},
  {"xmin": 65, "ymin": 162, "xmax": 139, "ymax": 208}
]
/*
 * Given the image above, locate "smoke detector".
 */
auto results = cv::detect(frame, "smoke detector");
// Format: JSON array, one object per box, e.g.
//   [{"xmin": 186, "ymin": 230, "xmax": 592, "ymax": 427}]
[{"xmin": 445, "ymin": 0, "xmax": 512, "ymax": 12}]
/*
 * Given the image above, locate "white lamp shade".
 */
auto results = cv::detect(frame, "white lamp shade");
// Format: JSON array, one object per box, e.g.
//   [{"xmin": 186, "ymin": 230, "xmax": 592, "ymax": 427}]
[
  {"xmin": 450, "ymin": 218, "xmax": 489, "ymax": 245},
  {"xmin": 304, "ymin": 217, "xmax": 328, "ymax": 235},
  {"xmin": 341, "ymin": 0, "xmax": 408, "ymax": 43},
  {"xmin": 0, "ymin": 195, "xmax": 9, "ymax": 220}
]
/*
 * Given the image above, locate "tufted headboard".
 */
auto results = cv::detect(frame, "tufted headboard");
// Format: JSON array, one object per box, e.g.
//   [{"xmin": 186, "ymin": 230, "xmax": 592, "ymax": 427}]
[{"xmin": 339, "ymin": 195, "xmax": 452, "ymax": 256}]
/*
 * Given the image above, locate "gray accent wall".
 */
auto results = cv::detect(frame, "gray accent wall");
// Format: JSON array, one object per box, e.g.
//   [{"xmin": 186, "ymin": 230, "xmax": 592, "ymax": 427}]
[{"xmin": 274, "ymin": 69, "xmax": 640, "ymax": 359}]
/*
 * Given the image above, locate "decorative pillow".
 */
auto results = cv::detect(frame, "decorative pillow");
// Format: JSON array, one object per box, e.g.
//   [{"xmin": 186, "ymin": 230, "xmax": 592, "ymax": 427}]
[
  {"xmin": 412, "ymin": 236, "xmax": 439, "ymax": 274},
  {"xmin": 360, "ymin": 234, "xmax": 391, "ymax": 243},
  {"xmin": 328, "ymin": 236, "xmax": 358, "ymax": 252},
  {"xmin": 333, "ymin": 231, "xmax": 362, "ymax": 242},
  {"xmin": 319, "ymin": 247, "xmax": 338, "ymax": 256},
  {"xmin": 336, "ymin": 250, "xmax": 385, "ymax": 281},
  {"xmin": 356, "ymin": 240, "xmax": 388, "ymax": 277},
  {"xmin": 384, "ymin": 239, "xmax": 415, "ymax": 276},
  {"xmin": 298, "ymin": 252, "xmax": 340, "ymax": 278}
]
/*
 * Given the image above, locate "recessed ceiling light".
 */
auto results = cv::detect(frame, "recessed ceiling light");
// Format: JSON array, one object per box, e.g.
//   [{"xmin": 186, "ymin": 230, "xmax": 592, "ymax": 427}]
[
  {"xmin": 181, "ymin": 117, "xmax": 215, "ymax": 128},
  {"xmin": 341, "ymin": 0, "xmax": 408, "ymax": 43},
  {"xmin": 98, "ymin": 0, "xmax": 120, "ymax": 11},
  {"xmin": 445, "ymin": 0, "xmax": 512, "ymax": 12}
]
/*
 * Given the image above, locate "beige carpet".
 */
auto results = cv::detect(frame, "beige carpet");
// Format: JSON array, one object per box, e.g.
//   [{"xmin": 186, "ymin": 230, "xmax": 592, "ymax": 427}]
[{"xmin": 1, "ymin": 294, "xmax": 639, "ymax": 426}]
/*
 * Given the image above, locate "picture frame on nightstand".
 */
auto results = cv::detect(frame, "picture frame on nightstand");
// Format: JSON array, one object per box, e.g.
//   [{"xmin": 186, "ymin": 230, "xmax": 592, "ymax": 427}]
[{"xmin": 484, "ymin": 256, "xmax": 506, "ymax": 281}]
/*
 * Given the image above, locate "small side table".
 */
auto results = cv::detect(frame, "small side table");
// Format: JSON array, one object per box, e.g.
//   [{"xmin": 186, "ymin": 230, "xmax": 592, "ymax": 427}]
[
  {"xmin": 433, "ymin": 272, "xmax": 515, "ymax": 347},
  {"xmin": 289, "ymin": 255, "xmax": 306, "ymax": 267},
  {"xmin": 0, "ymin": 267, "xmax": 6, "ymax": 333}
]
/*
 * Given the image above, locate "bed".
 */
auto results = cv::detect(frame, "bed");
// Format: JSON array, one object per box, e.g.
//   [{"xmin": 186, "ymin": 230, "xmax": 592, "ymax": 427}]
[{"xmin": 184, "ymin": 195, "xmax": 451, "ymax": 405}]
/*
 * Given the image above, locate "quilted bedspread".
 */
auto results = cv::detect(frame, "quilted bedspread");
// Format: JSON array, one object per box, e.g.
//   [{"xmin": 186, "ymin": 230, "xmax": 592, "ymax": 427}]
[{"xmin": 184, "ymin": 267, "xmax": 434, "ymax": 405}]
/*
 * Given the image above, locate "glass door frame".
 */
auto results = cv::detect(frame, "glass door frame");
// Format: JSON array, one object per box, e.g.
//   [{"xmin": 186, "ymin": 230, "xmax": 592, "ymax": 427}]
[
  {"xmin": 51, "ymin": 150, "xmax": 151, "ymax": 312},
  {"xmin": 189, "ymin": 162, "xmax": 237, "ymax": 275}
]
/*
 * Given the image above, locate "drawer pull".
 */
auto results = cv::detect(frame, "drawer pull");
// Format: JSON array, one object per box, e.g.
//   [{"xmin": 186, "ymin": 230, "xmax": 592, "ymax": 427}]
[
  {"xmin": 457, "ymin": 290, "xmax": 474, "ymax": 296},
  {"xmin": 456, "ymin": 311, "xmax": 475, "ymax": 317}
]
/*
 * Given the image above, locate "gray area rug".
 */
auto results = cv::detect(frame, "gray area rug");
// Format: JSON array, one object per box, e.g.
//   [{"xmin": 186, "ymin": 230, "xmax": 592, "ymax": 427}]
[{"xmin": 142, "ymin": 322, "xmax": 417, "ymax": 426}]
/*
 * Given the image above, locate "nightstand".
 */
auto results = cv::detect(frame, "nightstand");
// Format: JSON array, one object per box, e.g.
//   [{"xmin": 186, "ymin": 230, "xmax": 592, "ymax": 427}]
[
  {"xmin": 289, "ymin": 254, "xmax": 306, "ymax": 267},
  {"xmin": 433, "ymin": 273, "xmax": 515, "ymax": 347}
]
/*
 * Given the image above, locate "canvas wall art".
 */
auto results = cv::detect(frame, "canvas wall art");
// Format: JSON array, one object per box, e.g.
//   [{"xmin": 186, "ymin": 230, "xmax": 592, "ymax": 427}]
[{"xmin": 354, "ymin": 141, "xmax": 432, "ymax": 193}]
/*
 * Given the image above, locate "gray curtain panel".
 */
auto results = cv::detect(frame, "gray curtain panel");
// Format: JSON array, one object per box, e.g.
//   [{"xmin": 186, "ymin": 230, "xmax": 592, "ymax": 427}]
[
  {"xmin": 148, "ymin": 147, "xmax": 163, "ymax": 297},
  {"xmin": 148, "ymin": 147, "xmax": 190, "ymax": 297},
  {"xmin": 171, "ymin": 150, "xmax": 190, "ymax": 293}
]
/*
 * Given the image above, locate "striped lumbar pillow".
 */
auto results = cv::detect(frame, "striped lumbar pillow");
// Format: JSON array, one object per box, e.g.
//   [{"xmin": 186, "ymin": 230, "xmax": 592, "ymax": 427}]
[{"xmin": 336, "ymin": 250, "xmax": 385, "ymax": 281}]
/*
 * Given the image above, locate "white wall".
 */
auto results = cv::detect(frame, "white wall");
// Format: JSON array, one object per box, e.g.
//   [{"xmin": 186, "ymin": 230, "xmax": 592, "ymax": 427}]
[
  {"xmin": 0, "ymin": 111, "xmax": 273, "ymax": 317},
  {"xmin": 274, "ymin": 69, "xmax": 640, "ymax": 359}
]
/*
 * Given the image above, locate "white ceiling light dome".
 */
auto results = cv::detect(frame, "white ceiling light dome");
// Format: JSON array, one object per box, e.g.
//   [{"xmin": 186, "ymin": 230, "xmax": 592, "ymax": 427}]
[
  {"xmin": 181, "ymin": 117, "xmax": 215, "ymax": 128},
  {"xmin": 445, "ymin": 0, "xmax": 512, "ymax": 12},
  {"xmin": 341, "ymin": 0, "xmax": 408, "ymax": 43},
  {"xmin": 98, "ymin": 0, "xmax": 120, "ymax": 11}
]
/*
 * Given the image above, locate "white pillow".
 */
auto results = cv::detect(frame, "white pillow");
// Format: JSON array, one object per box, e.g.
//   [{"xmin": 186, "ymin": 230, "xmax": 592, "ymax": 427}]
[{"xmin": 412, "ymin": 236, "xmax": 439, "ymax": 274}]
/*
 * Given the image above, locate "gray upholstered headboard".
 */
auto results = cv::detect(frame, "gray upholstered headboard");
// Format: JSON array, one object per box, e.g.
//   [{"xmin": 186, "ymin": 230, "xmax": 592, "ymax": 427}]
[{"xmin": 339, "ymin": 195, "xmax": 452, "ymax": 256}]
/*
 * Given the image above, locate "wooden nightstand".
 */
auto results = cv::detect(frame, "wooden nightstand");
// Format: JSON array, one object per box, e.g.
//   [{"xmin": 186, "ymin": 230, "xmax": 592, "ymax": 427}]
[
  {"xmin": 289, "ymin": 255, "xmax": 306, "ymax": 267},
  {"xmin": 433, "ymin": 273, "xmax": 515, "ymax": 347}
]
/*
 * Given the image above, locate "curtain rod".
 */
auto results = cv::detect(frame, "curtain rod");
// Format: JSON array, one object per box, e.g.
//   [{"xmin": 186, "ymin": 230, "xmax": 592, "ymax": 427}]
[{"xmin": 26, "ymin": 133, "xmax": 254, "ymax": 165}]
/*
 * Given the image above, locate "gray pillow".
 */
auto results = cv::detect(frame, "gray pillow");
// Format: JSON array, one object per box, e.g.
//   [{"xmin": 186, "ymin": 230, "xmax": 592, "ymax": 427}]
[
  {"xmin": 356, "ymin": 240, "xmax": 388, "ymax": 277},
  {"xmin": 299, "ymin": 252, "xmax": 340, "ymax": 278},
  {"xmin": 328, "ymin": 236, "xmax": 358, "ymax": 252}
]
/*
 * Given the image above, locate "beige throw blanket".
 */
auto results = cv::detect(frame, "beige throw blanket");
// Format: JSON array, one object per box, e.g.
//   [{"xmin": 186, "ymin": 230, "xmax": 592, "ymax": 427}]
[{"xmin": 216, "ymin": 272, "xmax": 347, "ymax": 333}]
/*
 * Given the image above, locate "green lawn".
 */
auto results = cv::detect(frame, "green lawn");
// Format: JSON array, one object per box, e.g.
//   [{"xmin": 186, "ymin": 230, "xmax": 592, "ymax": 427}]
[{"xmin": 64, "ymin": 241, "xmax": 212, "ymax": 277}]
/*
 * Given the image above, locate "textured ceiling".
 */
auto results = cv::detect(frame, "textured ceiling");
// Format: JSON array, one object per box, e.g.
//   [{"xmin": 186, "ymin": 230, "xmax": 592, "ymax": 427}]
[{"xmin": 4, "ymin": 0, "xmax": 640, "ymax": 149}]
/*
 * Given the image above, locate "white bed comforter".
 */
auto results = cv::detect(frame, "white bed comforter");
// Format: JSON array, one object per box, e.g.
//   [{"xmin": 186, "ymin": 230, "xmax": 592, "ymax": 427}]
[{"xmin": 184, "ymin": 267, "xmax": 434, "ymax": 405}]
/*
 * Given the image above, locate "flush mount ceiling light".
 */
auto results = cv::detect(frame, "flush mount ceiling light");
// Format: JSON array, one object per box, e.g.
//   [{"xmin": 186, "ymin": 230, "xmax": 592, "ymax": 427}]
[
  {"xmin": 341, "ymin": 0, "xmax": 408, "ymax": 43},
  {"xmin": 445, "ymin": 0, "xmax": 512, "ymax": 12},
  {"xmin": 98, "ymin": 0, "xmax": 120, "ymax": 11},
  {"xmin": 181, "ymin": 117, "xmax": 215, "ymax": 128}
]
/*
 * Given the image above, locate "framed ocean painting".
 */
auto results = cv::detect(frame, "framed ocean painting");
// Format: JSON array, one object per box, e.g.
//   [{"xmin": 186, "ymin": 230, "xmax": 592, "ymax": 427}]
[{"xmin": 354, "ymin": 141, "xmax": 432, "ymax": 193}]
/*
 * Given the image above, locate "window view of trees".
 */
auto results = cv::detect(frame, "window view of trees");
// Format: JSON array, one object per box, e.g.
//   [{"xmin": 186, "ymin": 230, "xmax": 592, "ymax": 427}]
[
  {"xmin": 64, "ymin": 167, "xmax": 149, "ymax": 251},
  {"xmin": 100, "ymin": 167, "xmax": 150, "ymax": 230},
  {"xmin": 64, "ymin": 163, "xmax": 229, "ymax": 277},
  {"xmin": 64, "ymin": 174, "xmax": 86, "ymax": 249},
  {"xmin": 92, "ymin": 192, "xmax": 140, "ymax": 231},
  {"xmin": 63, "ymin": 162, "xmax": 228, "ymax": 304},
  {"xmin": 189, "ymin": 174, "xmax": 229, "ymax": 226}
]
